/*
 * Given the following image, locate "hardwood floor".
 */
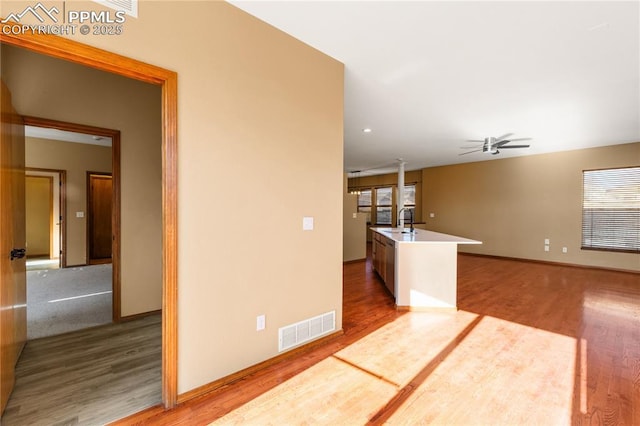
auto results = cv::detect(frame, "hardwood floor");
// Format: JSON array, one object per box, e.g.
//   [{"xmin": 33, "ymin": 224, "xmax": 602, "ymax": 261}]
[
  {"xmin": 1, "ymin": 314, "xmax": 161, "ymax": 425},
  {"xmin": 116, "ymin": 252, "xmax": 639, "ymax": 425}
]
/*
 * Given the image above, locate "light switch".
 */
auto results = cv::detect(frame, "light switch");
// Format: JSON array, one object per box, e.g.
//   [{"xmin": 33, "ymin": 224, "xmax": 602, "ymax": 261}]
[
  {"xmin": 303, "ymin": 216, "xmax": 314, "ymax": 231},
  {"xmin": 256, "ymin": 315, "xmax": 265, "ymax": 331},
  {"xmin": 429, "ymin": 213, "xmax": 435, "ymax": 218},
  {"xmin": 352, "ymin": 213, "xmax": 357, "ymax": 219},
  {"xmin": 544, "ymin": 238, "xmax": 550, "ymax": 245},
  {"xmin": 76, "ymin": 211, "xmax": 84, "ymax": 218}
]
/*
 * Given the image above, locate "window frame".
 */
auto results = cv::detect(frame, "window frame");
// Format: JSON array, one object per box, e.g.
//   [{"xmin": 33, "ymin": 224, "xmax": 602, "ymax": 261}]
[
  {"xmin": 356, "ymin": 189, "xmax": 372, "ymax": 224},
  {"xmin": 581, "ymin": 166, "xmax": 640, "ymax": 254},
  {"xmin": 400, "ymin": 184, "xmax": 416, "ymax": 222},
  {"xmin": 375, "ymin": 186, "xmax": 393, "ymax": 225}
]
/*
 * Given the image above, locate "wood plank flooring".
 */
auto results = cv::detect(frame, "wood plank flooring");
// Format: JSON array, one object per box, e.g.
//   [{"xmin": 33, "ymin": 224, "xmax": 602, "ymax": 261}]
[
  {"xmin": 1, "ymin": 313, "xmax": 161, "ymax": 425},
  {"xmin": 117, "ymin": 252, "xmax": 640, "ymax": 425}
]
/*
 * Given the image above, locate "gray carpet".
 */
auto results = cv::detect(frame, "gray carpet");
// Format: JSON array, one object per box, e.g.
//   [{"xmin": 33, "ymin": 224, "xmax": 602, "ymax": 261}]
[{"xmin": 27, "ymin": 264, "xmax": 112, "ymax": 340}]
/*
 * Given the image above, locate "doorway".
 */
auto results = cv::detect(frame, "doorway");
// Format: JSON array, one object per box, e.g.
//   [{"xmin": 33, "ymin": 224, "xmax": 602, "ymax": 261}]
[
  {"xmin": 25, "ymin": 168, "xmax": 66, "ymax": 270},
  {"xmin": 87, "ymin": 172, "xmax": 113, "ymax": 265},
  {"xmin": 23, "ymin": 118, "xmax": 121, "ymax": 322},
  {"xmin": 23, "ymin": 126, "xmax": 116, "ymax": 341},
  {"xmin": 25, "ymin": 175, "xmax": 53, "ymax": 260},
  {"xmin": 0, "ymin": 34, "xmax": 177, "ymax": 415}
]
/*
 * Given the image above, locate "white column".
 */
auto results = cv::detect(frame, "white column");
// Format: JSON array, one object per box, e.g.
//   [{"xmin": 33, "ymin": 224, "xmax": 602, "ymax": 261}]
[{"xmin": 397, "ymin": 160, "xmax": 406, "ymax": 228}]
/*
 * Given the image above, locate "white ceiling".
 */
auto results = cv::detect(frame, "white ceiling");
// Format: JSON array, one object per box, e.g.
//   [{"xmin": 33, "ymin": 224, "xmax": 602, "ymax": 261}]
[
  {"xmin": 25, "ymin": 126, "xmax": 112, "ymax": 147},
  {"xmin": 230, "ymin": 1, "xmax": 640, "ymax": 175}
]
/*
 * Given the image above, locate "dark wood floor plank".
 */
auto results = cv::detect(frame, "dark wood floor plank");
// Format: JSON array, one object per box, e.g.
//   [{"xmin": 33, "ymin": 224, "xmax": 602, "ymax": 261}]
[{"xmin": 1, "ymin": 314, "xmax": 161, "ymax": 425}]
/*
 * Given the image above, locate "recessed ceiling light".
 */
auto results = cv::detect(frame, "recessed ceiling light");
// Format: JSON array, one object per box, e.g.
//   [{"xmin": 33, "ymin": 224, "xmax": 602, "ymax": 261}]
[{"xmin": 362, "ymin": 128, "xmax": 372, "ymax": 133}]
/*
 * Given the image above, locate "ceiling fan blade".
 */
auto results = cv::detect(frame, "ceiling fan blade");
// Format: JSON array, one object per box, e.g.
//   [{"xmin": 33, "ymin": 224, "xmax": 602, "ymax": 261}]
[
  {"xmin": 460, "ymin": 145, "xmax": 484, "ymax": 149},
  {"xmin": 459, "ymin": 149, "xmax": 483, "ymax": 156},
  {"xmin": 492, "ymin": 150, "xmax": 500, "ymax": 155},
  {"xmin": 505, "ymin": 138, "xmax": 532, "ymax": 142},
  {"xmin": 499, "ymin": 144, "xmax": 530, "ymax": 149},
  {"xmin": 494, "ymin": 140, "xmax": 512, "ymax": 148},
  {"xmin": 494, "ymin": 133, "xmax": 513, "ymax": 142}
]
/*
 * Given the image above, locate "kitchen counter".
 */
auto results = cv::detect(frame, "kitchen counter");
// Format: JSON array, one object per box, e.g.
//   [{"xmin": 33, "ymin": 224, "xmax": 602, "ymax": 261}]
[
  {"xmin": 371, "ymin": 227, "xmax": 481, "ymax": 244},
  {"xmin": 370, "ymin": 227, "xmax": 481, "ymax": 310}
]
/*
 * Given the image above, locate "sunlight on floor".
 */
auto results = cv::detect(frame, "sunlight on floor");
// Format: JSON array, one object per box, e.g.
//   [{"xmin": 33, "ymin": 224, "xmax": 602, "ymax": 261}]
[
  {"xmin": 583, "ymin": 289, "xmax": 640, "ymax": 321},
  {"xmin": 579, "ymin": 338, "xmax": 588, "ymax": 414},
  {"xmin": 389, "ymin": 315, "xmax": 576, "ymax": 424},
  {"xmin": 209, "ymin": 311, "xmax": 578, "ymax": 425},
  {"xmin": 48, "ymin": 291, "xmax": 112, "ymax": 303},
  {"xmin": 26, "ymin": 258, "xmax": 60, "ymax": 271}
]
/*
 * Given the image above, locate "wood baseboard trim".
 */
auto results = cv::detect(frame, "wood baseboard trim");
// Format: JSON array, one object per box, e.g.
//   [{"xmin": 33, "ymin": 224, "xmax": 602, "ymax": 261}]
[
  {"xmin": 396, "ymin": 306, "xmax": 457, "ymax": 313},
  {"xmin": 176, "ymin": 329, "xmax": 344, "ymax": 404},
  {"xmin": 109, "ymin": 403, "xmax": 165, "ymax": 425},
  {"xmin": 26, "ymin": 253, "xmax": 49, "ymax": 259},
  {"xmin": 343, "ymin": 258, "xmax": 366, "ymax": 265},
  {"xmin": 119, "ymin": 309, "xmax": 162, "ymax": 322},
  {"xmin": 459, "ymin": 252, "xmax": 640, "ymax": 275},
  {"xmin": 88, "ymin": 258, "xmax": 112, "ymax": 265}
]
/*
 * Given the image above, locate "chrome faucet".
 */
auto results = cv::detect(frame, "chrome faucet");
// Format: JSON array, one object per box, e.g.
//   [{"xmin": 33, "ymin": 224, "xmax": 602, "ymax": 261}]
[{"xmin": 398, "ymin": 208, "xmax": 414, "ymax": 233}]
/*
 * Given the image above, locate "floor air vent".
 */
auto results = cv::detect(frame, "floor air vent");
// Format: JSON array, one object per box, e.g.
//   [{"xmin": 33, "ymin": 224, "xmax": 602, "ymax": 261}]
[{"xmin": 278, "ymin": 310, "xmax": 335, "ymax": 352}]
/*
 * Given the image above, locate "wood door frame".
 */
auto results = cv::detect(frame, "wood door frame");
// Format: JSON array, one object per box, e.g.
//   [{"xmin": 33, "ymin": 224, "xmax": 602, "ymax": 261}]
[
  {"xmin": 1, "ymin": 29, "xmax": 179, "ymax": 408},
  {"xmin": 25, "ymin": 167, "xmax": 67, "ymax": 268},
  {"xmin": 85, "ymin": 171, "xmax": 114, "ymax": 264}
]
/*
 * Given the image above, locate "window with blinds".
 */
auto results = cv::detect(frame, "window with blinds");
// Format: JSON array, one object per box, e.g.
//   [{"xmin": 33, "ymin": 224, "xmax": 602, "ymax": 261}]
[
  {"xmin": 582, "ymin": 166, "xmax": 640, "ymax": 253},
  {"xmin": 375, "ymin": 187, "xmax": 393, "ymax": 225},
  {"xmin": 357, "ymin": 189, "xmax": 372, "ymax": 224}
]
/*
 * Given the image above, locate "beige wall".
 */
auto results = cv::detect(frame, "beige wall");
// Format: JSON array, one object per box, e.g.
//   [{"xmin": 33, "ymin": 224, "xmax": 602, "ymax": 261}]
[
  {"xmin": 25, "ymin": 137, "xmax": 112, "ymax": 265},
  {"xmin": 344, "ymin": 175, "xmax": 367, "ymax": 262},
  {"xmin": 2, "ymin": 45, "xmax": 162, "ymax": 317},
  {"xmin": 1, "ymin": 1, "xmax": 345, "ymax": 393},
  {"xmin": 25, "ymin": 175, "xmax": 52, "ymax": 257},
  {"xmin": 422, "ymin": 142, "xmax": 640, "ymax": 271}
]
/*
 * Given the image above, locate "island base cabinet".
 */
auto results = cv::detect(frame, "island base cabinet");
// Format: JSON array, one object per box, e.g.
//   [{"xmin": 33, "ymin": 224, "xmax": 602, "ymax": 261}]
[
  {"xmin": 384, "ymin": 238, "xmax": 395, "ymax": 296},
  {"xmin": 372, "ymin": 232, "xmax": 395, "ymax": 297},
  {"xmin": 395, "ymin": 243, "xmax": 457, "ymax": 309}
]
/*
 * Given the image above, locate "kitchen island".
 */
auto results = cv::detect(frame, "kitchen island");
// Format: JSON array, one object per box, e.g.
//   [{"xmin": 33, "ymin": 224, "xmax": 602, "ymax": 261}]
[{"xmin": 371, "ymin": 227, "xmax": 481, "ymax": 311}]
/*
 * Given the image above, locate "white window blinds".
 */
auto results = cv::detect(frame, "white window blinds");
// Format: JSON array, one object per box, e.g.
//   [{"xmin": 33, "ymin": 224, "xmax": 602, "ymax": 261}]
[{"xmin": 582, "ymin": 167, "xmax": 640, "ymax": 252}]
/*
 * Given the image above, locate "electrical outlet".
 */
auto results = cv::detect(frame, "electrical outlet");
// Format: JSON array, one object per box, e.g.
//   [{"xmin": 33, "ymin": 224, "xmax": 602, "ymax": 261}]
[
  {"xmin": 429, "ymin": 212, "xmax": 435, "ymax": 218},
  {"xmin": 544, "ymin": 238, "xmax": 550, "ymax": 245},
  {"xmin": 562, "ymin": 247, "xmax": 568, "ymax": 253},
  {"xmin": 544, "ymin": 245, "xmax": 550, "ymax": 252},
  {"xmin": 352, "ymin": 213, "xmax": 357, "ymax": 219},
  {"xmin": 256, "ymin": 315, "xmax": 265, "ymax": 331}
]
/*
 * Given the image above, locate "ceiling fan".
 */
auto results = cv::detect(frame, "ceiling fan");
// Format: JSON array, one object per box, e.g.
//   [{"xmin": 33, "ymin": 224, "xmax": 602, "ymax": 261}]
[{"xmin": 460, "ymin": 133, "xmax": 531, "ymax": 156}]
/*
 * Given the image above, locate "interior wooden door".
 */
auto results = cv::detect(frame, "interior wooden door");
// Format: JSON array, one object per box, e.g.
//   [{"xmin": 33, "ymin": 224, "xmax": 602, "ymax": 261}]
[
  {"xmin": 0, "ymin": 80, "xmax": 27, "ymax": 414},
  {"xmin": 87, "ymin": 173, "xmax": 112, "ymax": 264}
]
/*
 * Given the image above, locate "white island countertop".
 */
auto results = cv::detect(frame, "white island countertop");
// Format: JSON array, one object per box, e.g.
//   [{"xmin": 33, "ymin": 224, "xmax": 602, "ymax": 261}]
[{"xmin": 371, "ymin": 227, "xmax": 482, "ymax": 245}]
